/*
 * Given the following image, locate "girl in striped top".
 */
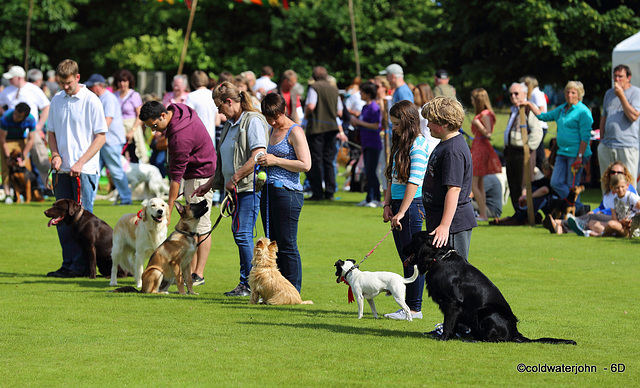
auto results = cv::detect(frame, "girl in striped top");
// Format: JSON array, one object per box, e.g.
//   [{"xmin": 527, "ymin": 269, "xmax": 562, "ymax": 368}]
[{"xmin": 382, "ymin": 100, "xmax": 429, "ymax": 320}]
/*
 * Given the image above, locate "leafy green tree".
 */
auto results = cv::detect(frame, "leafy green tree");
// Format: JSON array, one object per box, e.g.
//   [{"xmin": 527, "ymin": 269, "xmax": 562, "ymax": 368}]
[{"xmin": 434, "ymin": 0, "xmax": 640, "ymax": 103}]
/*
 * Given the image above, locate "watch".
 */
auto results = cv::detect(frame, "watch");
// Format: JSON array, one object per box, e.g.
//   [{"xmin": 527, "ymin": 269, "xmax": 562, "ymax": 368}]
[{"xmin": 577, "ymin": 153, "xmax": 583, "ymax": 158}]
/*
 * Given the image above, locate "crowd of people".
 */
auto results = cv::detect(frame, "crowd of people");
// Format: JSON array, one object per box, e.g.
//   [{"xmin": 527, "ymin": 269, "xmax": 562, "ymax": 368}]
[{"xmin": 2, "ymin": 58, "xmax": 639, "ymax": 310}]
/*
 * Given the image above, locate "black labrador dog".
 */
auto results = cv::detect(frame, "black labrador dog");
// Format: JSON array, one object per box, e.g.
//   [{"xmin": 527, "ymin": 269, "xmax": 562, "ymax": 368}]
[
  {"xmin": 403, "ymin": 231, "xmax": 576, "ymax": 344},
  {"xmin": 45, "ymin": 199, "xmax": 114, "ymax": 278}
]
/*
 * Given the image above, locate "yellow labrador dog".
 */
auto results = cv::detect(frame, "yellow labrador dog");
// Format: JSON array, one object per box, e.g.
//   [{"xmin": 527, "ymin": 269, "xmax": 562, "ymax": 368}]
[
  {"xmin": 110, "ymin": 198, "xmax": 169, "ymax": 287},
  {"xmin": 248, "ymin": 237, "xmax": 313, "ymax": 305},
  {"xmin": 113, "ymin": 200, "xmax": 208, "ymax": 295}
]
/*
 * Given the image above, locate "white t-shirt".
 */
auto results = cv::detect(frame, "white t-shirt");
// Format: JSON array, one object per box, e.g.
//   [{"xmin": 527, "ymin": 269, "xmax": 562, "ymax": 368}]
[
  {"xmin": 49, "ymin": 86, "xmax": 108, "ymax": 174},
  {"xmin": 186, "ymin": 88, "xmax": 217, "ymax": 146},
  {"xmin": 529, "ymin": 87, "xmax": 548, "ymax": 130},
  {"xmin": 253, "ymin": 76, "xmax": 277, "ymax": 94},
  {"xmin": 0, "ymin": 82, "xmax": 50, "ymax": 122}
]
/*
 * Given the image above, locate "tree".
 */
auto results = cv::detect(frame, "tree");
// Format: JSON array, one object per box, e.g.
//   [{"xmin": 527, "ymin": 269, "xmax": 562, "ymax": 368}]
[{"xmin": 435, "ymin": 0, "xmax": 640, "ymax": 103}]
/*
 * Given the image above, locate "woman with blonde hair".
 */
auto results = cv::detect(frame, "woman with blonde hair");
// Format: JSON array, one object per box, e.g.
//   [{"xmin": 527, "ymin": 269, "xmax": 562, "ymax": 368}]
[
  {"xmin": 522, "ymin": 80, "xmax": 593, "ymax": 212},
  {"xmin": 194, "ymin": 81, "xmax": 268, "ymax": 297},
  {"xmin": 470, "ymin": 88, "xmax": 502, "ymax": 221},
  {"xmin": 412, "ymin": 83, "xmax": 434, "ymax": 108}
]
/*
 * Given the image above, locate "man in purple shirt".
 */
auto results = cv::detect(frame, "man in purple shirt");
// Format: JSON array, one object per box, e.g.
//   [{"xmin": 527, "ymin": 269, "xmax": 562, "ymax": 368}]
[{"xmin": 139, "ymin": 101, "xmax": 216, "ymax": 286}]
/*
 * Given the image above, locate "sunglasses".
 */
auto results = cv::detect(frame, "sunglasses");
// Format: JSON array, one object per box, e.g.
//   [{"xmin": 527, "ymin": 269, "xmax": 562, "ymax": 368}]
[
  {"xmin": 610, "ymin": 171, "xmax": 624, "ymax": 175},
  {"xmin": 146, "ymin": 123, "xmax": 159, "ymax": 130}
]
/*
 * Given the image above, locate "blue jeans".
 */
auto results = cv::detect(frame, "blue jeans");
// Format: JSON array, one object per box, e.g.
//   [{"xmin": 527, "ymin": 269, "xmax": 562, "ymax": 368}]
[
  {"xmin": 391, "ymin": 198, "xmax": 425, "ymax": 312},
  {"xmin": 551, "ymin": 154, "xmax": 588, "ymax": 209},
  {"xmin": 363, "ymin": 148, "xmax": 381, "ymax": 203},
  {"xmin": 233, "ymin": 191, "xmax": 260, "ymax": 287},
  {"xmin": 448, "ymin": 229, "xmax": 472, "ymax": 262},
  {"xmin": 99, "ymin": 144, "xmax": 131, "ymax": 203},
  {"xmin": 260, "ymin": 184, "xmax": 304, "ymax": 292},
  {"xmin": 53, "ymin": 172, "xmax": 99, "ymax": 275}
]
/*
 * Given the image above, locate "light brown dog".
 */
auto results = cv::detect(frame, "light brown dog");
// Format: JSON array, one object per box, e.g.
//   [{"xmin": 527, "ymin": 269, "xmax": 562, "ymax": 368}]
[
  {"xmin": 113, "ymin": 200, "xmax": 208, "ymax": 294},
  {"xmin": 248, "ymin": 237, "xmax": 313, "ymax": 305}
]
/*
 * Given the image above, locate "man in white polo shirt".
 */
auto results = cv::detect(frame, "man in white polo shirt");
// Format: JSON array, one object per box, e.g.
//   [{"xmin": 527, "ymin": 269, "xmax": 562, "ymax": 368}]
[{"xmin": 47, "ymin": 59, "xmax": 107, "ymax": 278}]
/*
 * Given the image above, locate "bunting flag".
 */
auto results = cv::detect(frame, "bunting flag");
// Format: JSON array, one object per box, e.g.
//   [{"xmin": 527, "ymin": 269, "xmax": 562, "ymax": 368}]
[{"xmin": 234, "ymin": 0, "xmax": 289, "ymax": 9}]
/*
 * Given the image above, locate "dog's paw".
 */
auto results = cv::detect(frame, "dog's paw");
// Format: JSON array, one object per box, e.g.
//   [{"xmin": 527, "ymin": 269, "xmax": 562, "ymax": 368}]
[
  {"xmin": 188, "ymin": 291, "xmax": 199, "ymax": 295},
  {"xmin": 109, "ymin": 280, "xmax": 118, "ymax": 286}
]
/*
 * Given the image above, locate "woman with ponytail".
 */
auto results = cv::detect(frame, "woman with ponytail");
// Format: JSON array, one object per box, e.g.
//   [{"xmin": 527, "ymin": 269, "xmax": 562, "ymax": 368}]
[{"xmin": 194, "ymin": 81, "xmax": 269, "ymax": 297}]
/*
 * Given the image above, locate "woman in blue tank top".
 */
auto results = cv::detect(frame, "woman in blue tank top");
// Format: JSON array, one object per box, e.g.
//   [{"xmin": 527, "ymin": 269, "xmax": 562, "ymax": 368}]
[{"xmin": 256, "ymin": 93, "xmax": 311, "ymax": 292}]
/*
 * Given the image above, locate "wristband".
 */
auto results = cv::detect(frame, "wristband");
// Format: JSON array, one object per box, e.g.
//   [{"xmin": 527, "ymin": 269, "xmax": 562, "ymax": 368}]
[
  {"xmin": 51, "ymin": 154, "xmax": 61, "ymax": 161},
  {"xmin": 383, "ymin": 204, "xmax": 390, "ymax": 208}
]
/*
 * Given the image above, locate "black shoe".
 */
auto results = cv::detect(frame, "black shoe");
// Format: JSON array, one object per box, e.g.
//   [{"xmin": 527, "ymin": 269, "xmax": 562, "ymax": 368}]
[
  {"xmin": 307, "ymin": 196, "xmax": 324, "ymax": 201},
  {"xmin": 47, "ymin": 267, "xmax": 82, "ymax": 278},
  {"xmin": 43, "ymin": 189, "xmax": 54, "ymax": 197},
  {"xmin": 192, "ymin": 273, "xmax": 205, "ymax": 286},
  {"xmin": 224, "ymin": 284, "xmax": 250, "ymax": 296}
]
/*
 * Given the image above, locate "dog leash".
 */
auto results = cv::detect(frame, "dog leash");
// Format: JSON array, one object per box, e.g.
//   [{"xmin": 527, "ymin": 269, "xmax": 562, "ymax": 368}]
[
  {"xmin": 357, "ymin": 228, "xmax": 394, "ymax": 268},
  {"xmin": 197, "ymin": 191, "xmax": 236, "ymax": 247}
]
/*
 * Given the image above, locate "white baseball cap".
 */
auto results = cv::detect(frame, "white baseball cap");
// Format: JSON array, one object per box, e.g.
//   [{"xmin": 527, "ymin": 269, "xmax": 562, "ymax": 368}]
[
  {"xmin": 379, "ymin": 64, "xmax": 404, "ymax": 76},
  {"xmin": 3, "ymin": 66, "xmax": 26, "ymax": 80}
]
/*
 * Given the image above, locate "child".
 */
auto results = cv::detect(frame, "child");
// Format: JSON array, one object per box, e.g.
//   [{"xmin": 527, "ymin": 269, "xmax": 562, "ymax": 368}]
[
  {"xmin": 382, "ymin": 100, "xmax": 428, "ymax": 320},
  {"xmin": 421, "ymin": 96, "xmax": 476, "ymax": 260},
  {"xmin": 604, "ymin": 174, "xmax": 640, "ymax": 237}
]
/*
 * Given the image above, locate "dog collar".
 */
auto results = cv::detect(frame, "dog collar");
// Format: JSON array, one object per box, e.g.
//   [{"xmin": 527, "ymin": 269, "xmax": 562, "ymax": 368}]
[
  {"xmin": 434, "ymin": 249, "xmax": 456, "ymax": 262},
  {"xmin": 135, "ymin": 209, "xmax": 143, "ymax": 225},
  {"xmin": 343, "ymin": 264, "xmax": 359, "ymax": 278},
  {"xmin": 174, "ymin": 228, "xmax": 197, "ymax": 238}
]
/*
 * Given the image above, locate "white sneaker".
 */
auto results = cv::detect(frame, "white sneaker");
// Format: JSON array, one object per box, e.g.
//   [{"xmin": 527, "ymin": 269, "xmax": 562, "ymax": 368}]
[
  {"xmin": 384, "ymin": 309, "xmax": 423, "ymax": 320},
  {"xmin": 355, "ymin": 199, "xmax": 369, "ymax": 206},
  {"xmin": 4, "ymin": 197, "xmax": 13, "ymax": 204},
  {"xmin": 364, "ymin": 201, "xmax": 378, "ymax": 208}
]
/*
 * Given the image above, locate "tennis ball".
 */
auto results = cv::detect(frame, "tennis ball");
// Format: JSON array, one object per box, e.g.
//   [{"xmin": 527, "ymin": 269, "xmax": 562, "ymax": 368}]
[{"xmin": 258, "ymin": 171, "xmax": 267, "ymax": 180}]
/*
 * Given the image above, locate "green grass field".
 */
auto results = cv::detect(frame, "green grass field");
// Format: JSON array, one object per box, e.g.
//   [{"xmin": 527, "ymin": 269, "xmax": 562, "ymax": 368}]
[{"xmin": 1, "ymin": 182, "xmax": 638, "ymax": 387}]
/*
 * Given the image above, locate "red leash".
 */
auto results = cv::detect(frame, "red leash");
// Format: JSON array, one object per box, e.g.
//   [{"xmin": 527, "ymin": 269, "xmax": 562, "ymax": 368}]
[{"xmin": 75, "ymin": 176, "xmax": 82, "ymax": 206}]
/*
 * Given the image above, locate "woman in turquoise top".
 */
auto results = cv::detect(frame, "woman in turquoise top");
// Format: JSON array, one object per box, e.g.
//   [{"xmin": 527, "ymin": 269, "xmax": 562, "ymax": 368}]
[
  {"xmin": 257, "ymin": 93, "xmax": 311, "ymax": 292},
  {"xmin": 521, "ymin": 81, "xmax": 593, "ymax": 209}
]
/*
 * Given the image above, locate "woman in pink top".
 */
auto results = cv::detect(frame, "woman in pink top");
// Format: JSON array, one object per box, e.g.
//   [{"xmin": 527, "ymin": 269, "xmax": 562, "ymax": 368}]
[{"xmin": 113, "ymin": 69, "xmax": 148, "ymax": 163}]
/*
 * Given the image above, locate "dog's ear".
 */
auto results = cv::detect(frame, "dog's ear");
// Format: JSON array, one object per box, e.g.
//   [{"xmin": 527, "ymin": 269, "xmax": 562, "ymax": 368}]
[
  {"xmin": 269, "ymin": 240, "xmax": 278, "ymax": 253},
  {"xmin": 174, "ymin": 201, "xmax": 184, "ymax": 214},
  {"xmin": 347, "ymin": 259, "xmax": 356, "ymax": 264},
  {"xmin": 67, "ymin": 199, "xmax": 78, "ymax": 217}
]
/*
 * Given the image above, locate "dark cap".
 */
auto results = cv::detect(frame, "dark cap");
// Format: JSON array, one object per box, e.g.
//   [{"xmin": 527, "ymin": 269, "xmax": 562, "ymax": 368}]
[
  {"xmin": 435, "ymin": 69, "xmax": 449, "ymax": 79},
  {"xmin": 84, "ymin": 73, "xmax": 106, "ymax": 87}
]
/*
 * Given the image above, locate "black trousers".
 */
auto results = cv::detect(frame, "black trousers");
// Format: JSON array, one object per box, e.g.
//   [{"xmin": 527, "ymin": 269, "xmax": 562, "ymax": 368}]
[
  {"xmin": 505, "ymin": 146, "xmax": 537, "ymax": 210},
  {"xmin": 307, "ymin": 130, "xmax": 338, "ymax": 199}
]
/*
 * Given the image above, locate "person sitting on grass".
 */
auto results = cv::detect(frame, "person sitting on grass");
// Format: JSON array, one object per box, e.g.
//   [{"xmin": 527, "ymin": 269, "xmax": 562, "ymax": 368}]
[
  {"xmin": 545, "ymin": 161, "xmax": 637, "ymax": 235},
  {"xmin": 491, "ymin": 159, "xmax": 554, "ymax": 226},
  {"xmin": 602, "ymin": 174, "xmax": 640, "ymax": 237}
]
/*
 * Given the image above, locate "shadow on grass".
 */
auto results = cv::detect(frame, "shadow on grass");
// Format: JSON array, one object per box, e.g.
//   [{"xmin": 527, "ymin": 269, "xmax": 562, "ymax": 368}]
[{"xmin": 239, "ymin": 320, "xmax": 424, "ymax": 338}]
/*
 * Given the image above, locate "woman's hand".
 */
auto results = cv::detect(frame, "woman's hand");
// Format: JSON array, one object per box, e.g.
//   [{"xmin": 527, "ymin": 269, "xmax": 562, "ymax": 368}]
[
  {"xmin": 383, "ymin": 205, "xmax": 393, "ymax": 223},
  {"xmin": 257, "ymin": 153, "xmax": 278, "ymax": 167},
  {"xmin": 391, "ymin": 210, "xmax": 405, "ymax": 231}
]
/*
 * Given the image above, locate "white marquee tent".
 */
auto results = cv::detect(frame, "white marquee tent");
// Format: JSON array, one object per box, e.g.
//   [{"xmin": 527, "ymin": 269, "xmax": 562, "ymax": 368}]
[{"xmin": 612, "ymin": 31, "xmax": 640, "ymax": 87}]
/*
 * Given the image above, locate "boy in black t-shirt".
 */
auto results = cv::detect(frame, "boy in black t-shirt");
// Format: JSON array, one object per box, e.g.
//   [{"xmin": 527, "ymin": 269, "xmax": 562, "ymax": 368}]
[{"xmin": 421, "ymin": 97, "xmax": 476, "ymax": 260}]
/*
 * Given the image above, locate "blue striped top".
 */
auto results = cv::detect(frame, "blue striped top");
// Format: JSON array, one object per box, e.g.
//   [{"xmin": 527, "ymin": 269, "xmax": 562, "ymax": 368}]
[{"xmin": 391, "ymin": 135, "xmax": 429, "ymax": 199}]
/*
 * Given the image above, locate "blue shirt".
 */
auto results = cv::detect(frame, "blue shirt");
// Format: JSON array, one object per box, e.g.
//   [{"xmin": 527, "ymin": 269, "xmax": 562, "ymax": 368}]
[
  {"xmin": 0, "ymin": 110, "xmax": 36, "ymax": 140},
  {"xmin": 99, "ymin": 90, "xmax": 126, "ymax": 146},
  {"xmin": 537, "ymin": 101, "xmax": 593, "ymax": 158},
  {"xmin": 389, "ymin": 84, "xmax": 414, "ymax": 131}
]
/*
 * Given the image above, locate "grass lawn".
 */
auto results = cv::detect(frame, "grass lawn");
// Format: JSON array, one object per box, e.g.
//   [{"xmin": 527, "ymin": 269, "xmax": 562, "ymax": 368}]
[{"xmin": 1, "ymin": 182, "xmax": 638, "ymax": 387}]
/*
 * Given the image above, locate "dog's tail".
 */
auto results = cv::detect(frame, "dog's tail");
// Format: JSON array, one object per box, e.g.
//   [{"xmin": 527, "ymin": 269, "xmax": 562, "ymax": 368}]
[
  {"xmin": 110, "ymin": 286, "xmax": 141, "ymax": 293},
  {"xmin": 403, "ymin": 265, "xmax": 419, "ymax": 284},
  {"xmin": 301, "ymin": 300, "xmax": 314, "ymax": 305},
  {"xmin": 516, "ymin": 335, "xmax": 576, "ymax": 345}
]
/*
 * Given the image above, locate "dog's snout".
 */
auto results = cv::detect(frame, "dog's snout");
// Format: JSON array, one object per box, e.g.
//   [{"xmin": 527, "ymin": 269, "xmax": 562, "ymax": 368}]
[{"xmin": 157, "ymin": 209, "xmax": 163, "ymax": 215}]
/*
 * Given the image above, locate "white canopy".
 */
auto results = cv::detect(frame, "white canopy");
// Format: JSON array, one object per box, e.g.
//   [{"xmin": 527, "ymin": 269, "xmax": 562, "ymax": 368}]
[{"xmin": 613, "ymin": 31, "xmax": 640, "ymax": 87}]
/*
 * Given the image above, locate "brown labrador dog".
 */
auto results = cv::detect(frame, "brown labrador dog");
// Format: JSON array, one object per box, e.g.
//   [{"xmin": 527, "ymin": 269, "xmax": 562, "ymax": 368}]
[
  {"xmin": 113, "ymin": 200, "xmax": 208, "ymax": 294},
  {"xmin": 44, "ymin": 199, "xmax": 113, "ymax": 278}
]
